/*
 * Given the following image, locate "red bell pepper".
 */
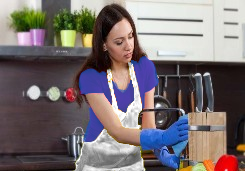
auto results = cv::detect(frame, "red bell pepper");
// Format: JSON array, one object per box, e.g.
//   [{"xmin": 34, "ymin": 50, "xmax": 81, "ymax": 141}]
[{"xmin": 214, "ymin": 154, "xmax": 238, "ymax": 171}]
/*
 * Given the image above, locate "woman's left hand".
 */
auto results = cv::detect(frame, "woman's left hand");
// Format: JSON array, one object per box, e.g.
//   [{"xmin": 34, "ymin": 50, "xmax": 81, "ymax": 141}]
[{"xmin": 154, "ymin": 146, "xmax": 180, "ymax": 169}]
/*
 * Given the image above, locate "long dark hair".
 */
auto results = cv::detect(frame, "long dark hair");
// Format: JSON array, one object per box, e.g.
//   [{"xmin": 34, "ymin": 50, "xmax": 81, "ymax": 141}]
[{"xmin": 74, "ymin": 3, "xmax": 146, "ymax": 107}]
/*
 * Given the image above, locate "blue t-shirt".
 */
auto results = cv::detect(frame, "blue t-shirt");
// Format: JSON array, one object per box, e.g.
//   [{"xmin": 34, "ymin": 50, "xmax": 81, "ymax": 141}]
[{"xmin": 79, "ymin": 56, "xmax": 158, "ymax": 142}]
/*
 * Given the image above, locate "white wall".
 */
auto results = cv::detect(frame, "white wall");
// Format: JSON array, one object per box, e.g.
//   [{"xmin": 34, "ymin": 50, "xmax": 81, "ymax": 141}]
[
  {"xmin": 0, "ymin": 0, "xmax": 125, "ymax": 45},
  {"xmin": 71, "ymin": 0, "xmax": 125, "ymax": 14}
]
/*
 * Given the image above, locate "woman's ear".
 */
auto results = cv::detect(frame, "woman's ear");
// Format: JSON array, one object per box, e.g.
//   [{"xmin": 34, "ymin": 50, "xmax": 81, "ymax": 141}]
[{"xmin": 103, "ymin": 43, "xmax": 107, "ymax": 51}]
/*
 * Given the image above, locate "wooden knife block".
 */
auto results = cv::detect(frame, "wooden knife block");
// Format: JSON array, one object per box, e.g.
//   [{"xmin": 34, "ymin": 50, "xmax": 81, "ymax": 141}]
[{"xmin": 188, "ymin": 112, "xmax": 227, "ymax": 163}]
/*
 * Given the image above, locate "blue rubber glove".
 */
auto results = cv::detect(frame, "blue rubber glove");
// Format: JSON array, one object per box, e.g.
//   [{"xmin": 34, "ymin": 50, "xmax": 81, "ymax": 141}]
[
  {"xmin": 154, "ymin": 146, "xmax": 180, "ymax": 169},
  {"xmin": 140, "ymin": 117, "xmax": 188, "ymax": 150},
  {"xmin": 172, "ymin": 115, "xmax": 189, "ymax": 156}
]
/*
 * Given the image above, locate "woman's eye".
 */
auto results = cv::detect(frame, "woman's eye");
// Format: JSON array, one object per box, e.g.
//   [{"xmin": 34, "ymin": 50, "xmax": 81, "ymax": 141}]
[{"xmin": 116, "ymin": 41, "xmax": 123, "ymax": 45}]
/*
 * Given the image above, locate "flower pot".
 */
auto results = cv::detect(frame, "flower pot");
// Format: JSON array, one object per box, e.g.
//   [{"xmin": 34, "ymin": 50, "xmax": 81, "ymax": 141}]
[
  {"xmin": 60, "ymin": 30, "xmax": 76, "ymax": 47},
  {"xmin": 30, "ymin": 29, "xmax": 45, "ymax": 46},
  {"xmin": 54, "ymin": 32, "xmax": 62, "ymax": 47},
  {"xmin": 17, "ymin": 32, "xmax": 32, "ymax": 46},
  {"xmin": 82, "ymin": 34, "xmax": 93, "ymax": 47}
]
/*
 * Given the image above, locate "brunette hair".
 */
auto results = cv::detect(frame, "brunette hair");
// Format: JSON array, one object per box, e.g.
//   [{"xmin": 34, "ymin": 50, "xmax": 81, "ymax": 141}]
[{"xmin": 74, "ymin": 3, "xmax": 146, "ymax": 107}]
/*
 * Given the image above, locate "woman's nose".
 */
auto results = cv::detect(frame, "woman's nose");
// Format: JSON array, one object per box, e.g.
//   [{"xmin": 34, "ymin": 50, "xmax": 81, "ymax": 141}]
[{"xmin": 124, "ymin": 39, "xmax": 133, "ymax": 51}]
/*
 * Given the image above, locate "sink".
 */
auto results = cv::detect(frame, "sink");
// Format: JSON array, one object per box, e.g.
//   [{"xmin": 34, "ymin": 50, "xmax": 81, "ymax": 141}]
[{"xmin": 17, "ymin": 155, "xmax": 75, "ymax": 163}]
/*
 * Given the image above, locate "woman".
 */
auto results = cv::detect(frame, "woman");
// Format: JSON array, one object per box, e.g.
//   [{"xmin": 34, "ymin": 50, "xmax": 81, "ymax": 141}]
[{"xmin": 73, "ymin": 3, "xmax": 188, "ymax": 171}]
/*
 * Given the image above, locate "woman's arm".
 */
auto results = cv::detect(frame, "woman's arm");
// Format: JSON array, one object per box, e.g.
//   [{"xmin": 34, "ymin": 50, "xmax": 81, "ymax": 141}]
[
  {"xmin": 142, "ymin": 87, "xmax": 156, "ymax": 129},
  {"xmin": 86, "ymin": 93, "xmax": 141, "ymax": 146},
  {"xmin": 85, "ymin": 87, "xmax": 156, "ymax": 146}
]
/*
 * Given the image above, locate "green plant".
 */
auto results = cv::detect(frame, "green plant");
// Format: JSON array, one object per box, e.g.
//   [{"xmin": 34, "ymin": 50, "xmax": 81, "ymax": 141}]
[
  {"xmin": 9, "ymin": 7, "xmax": 31, "ymax": 32},
  {"xmin": 76, "ymin": 7, "xmax": 96, "ymax": 34},
  {"xmin": 26, "ymin": 9, "xmax": 46, "ymax": 29},
  {"xmin": 53, "ymin": 9, "xmax": 76, "ymax": 33}
]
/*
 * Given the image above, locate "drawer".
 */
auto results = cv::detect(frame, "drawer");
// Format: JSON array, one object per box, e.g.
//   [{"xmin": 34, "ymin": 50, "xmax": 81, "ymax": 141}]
[
  {"xmin": 214, "ymin": 0, "xmax": 245, "ymax": 62},
  {"xmin": 126, "ymin": 2, "xmax": 214, "ymax": 61}
]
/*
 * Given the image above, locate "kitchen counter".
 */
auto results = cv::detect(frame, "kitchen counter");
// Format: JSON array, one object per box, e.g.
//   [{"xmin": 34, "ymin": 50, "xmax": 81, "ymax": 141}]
[
  {"xmin": 0, "ymin": 154, "xmax": 164, "ymax": 171},
  {"xmin": 1, "ymin": 154, "xmax": 244, "ymax": 171},
  {"xmin": 0, "ymin": 155, "xmax": 75, "ymax": 171}
]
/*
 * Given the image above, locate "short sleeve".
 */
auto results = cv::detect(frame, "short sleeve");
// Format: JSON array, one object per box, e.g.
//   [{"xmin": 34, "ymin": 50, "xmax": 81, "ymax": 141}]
[
  {"xmin": 79, "ymin": 69, "xmax": 103, "ymax": 94},
  {"xmin": 140, "ymin": 56, "xmax": 159, "ymax": 92}
]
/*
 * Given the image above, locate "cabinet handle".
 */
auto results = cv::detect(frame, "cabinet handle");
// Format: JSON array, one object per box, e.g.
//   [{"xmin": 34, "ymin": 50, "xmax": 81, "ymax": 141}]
[
  {"xmin": 157, "ymin": 50, "xmax": 187, "ymax": 57},
  {"xmin": 243, "ymin": 24, "xmax": 245, "ymax": 58}
]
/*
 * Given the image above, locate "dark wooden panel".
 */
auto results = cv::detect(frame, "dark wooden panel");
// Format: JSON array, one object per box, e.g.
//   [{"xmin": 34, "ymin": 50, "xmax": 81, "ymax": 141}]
[
  {"xmin": 0, "ymin": 59, "xmax": 244, "ymax": 155},
  {"xmin": 0, "ymin": 60, "xmax": 89, "ymax": 154},
  {"xmin": 42, "ymin": 0, "xmax": 71, "ymax": 46},
  {"xmin": 155, "ymin": 63, "xmax": 245, "ymax": 152}
]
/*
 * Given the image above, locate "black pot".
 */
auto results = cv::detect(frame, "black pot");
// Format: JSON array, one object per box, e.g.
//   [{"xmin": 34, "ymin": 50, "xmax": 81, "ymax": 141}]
[{"xmin": 154, "ymin": 95, "xmax": 172, "ymax": 129}]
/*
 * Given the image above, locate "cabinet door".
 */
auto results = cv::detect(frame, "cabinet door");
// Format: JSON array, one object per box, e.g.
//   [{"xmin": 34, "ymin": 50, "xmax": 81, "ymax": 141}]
[
  {"xmin": 214, "ymin": 0, "xmax": 245, "ymax": 62},
  {"xmin": 125, "ymin": 0, "xmax": 212, "ymax": 5},
  {"xmin": 126, "ymin": 1, "xmax": 214, "ymax": 62}
]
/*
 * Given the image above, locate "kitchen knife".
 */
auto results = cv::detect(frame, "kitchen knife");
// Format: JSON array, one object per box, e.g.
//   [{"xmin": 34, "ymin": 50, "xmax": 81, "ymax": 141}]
[
  {"xmin": 178, "ymin": 77, "xmax": 182, "ymax": 117},
  {"xmin": 163, "ymin": 76, "xmax": 167, "ymax": 99},
  {"xmin": 194, "ymin": 73, "xmax": 203, "ymax": 112},
  {"xmin": 203, "ymin": 72, "xmax": 214, "ymax": 112}
]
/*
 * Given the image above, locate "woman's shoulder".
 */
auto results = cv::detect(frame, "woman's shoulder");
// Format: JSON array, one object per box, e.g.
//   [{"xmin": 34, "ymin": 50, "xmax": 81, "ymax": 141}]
[
  {"xmin": 132, "ymin": 56, "xmax": 155, "ymax": 69},
  {"xmin": 80, "ymin": 68, "xmax": 106, "ymax": 80},
  {"xmin": 79, "ymin": 68, "xmax": 107, "ymax": 94}
]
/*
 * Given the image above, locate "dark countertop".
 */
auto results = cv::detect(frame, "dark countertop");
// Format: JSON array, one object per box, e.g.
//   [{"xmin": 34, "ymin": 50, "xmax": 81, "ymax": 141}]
[
  {"xmin": 0, "ymin": 154, "xmax": 162, "ymax": 171},
  {"xmin": 1, "ymin": 153, "xmax": 244, "ymax": 171},
  {"xmin": 0, "ymin": 155, "xmax": 75, "ymax": 171}
]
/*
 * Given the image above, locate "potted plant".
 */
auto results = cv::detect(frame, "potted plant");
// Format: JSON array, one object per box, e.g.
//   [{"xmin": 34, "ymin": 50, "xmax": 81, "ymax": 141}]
[
  {"xmin": 53, "ymin": 9, "xmax": 76, "ymax": 47},
  {"xmin": 9, "ymin": 7, "xmax": 32, "ymax": 46},
  {"xmin": 76, "ymin": 7, "xmax": 96, "ymax": 47},
  {"xmin": 26, "ymin": 9, "xmax": 46, "ymax": 46}
]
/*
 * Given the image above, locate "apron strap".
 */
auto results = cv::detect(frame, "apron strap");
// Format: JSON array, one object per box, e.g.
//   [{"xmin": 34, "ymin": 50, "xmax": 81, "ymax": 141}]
[
  {"xmin": 128, "ymin": 62, "xmax": 140, "ymax": 100},
  {"xmin": 107, "ymin": 69, "xmax": 118, "ymax": 110},
  {"xmin": 107, "ymin": 62, "xmax": 141, "ymax": 119}
]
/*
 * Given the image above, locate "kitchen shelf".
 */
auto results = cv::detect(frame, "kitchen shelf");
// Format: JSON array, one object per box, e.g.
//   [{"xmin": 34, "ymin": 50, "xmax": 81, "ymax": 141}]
[{"xmin": 0, "ymin": 46, "xmax": 91, "ymax": 61}]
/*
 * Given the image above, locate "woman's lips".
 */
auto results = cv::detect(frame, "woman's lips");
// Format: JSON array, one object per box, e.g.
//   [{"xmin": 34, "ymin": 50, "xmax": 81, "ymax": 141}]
[{"xmin": 124, "ymin": 52, "xmax": 133, "ymax": 58}]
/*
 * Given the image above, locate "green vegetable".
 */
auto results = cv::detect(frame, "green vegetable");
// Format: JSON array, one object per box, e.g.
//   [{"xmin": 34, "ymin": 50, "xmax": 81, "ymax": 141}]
[{"xmin": 192, "ymin": 163, "xmax": 207, "ymax": 171}]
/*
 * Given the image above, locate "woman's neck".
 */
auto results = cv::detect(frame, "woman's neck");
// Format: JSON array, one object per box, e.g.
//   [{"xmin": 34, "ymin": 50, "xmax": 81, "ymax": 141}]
[
  {"xmin": 111, "ymin": 62, "xmax": 130, "ymax": 90},
  {"xmin": 111, "ymin": 62, "xmax": 128, "ymax": 74}
]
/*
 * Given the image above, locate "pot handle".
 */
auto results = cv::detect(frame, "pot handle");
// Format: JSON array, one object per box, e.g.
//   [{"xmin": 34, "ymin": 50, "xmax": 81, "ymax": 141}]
[
  {"xmin": 61, "ymin": 137, "xmax": 67, "ymax": 141},
  {"xmin": 73, "ymin": 127, "xmax": 85, "ymax": 135}
]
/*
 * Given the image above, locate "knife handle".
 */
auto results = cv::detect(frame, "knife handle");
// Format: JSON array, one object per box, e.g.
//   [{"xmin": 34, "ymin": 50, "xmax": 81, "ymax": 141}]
[
  {"xmin": 203, "ymin": 72, "xmax": 214, "ymax": 112},
  {"xmin": 191, "ymin": 91, "xmax": 195, "ymax": 113},
  {"xmin": 194, "ymin": 73, "xmax": 203, "ymax": 113},
  {"xmin": 163, "ymin": 90, "xmax": 167, "ymax": 99},
  {"xmin": 178, "ymin": 90, "xmax": 182, "ymax": 116}
]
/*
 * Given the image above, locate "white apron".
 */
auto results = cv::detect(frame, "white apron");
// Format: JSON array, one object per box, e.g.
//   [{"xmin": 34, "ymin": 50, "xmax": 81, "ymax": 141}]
[{"xmin": 75, "ymin": 62, "xmax": 144, "ymax": 171}]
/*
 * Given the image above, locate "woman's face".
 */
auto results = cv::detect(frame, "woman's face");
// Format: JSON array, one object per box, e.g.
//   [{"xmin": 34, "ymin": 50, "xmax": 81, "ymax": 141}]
[{"xmin": 104, "ymin": 18, "xmax": 134, "ymax": 65}]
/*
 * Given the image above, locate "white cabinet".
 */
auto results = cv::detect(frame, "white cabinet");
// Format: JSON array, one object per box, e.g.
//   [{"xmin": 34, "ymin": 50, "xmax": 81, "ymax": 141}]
[
  {"xmin": 214, "ymin": 0, "xmax": 245, "ymax": 62},
  {"xmin": 125, "ymin": 1, "xmax": 214, "ymax": 62},
  {"xmin": 125, "ymin": 0, "xmax": 212, "ymax": 5}
]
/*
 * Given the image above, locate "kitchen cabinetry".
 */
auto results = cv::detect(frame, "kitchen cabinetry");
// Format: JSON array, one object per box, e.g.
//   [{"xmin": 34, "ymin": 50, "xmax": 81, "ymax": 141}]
[
  {"xmin": 214, "ymin": 0, "xmax": 245, "ymax": 62},
  {"xmin": 125, "ymin": 0, "xmax": 214, "ymax": 62},
  {"xmin": 124, "ymin": 0, "xmax": 212, "ymax": 5}
]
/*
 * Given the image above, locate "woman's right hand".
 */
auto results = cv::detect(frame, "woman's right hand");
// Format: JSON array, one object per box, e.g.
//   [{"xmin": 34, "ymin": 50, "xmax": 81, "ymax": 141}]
[
  {"xmin": 140, "ymin": 117, "xmax": 188, "ymax": 150},
  {"xmin": 162, "ymin": 117, "xmax": 188, "ymax": 146}
]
